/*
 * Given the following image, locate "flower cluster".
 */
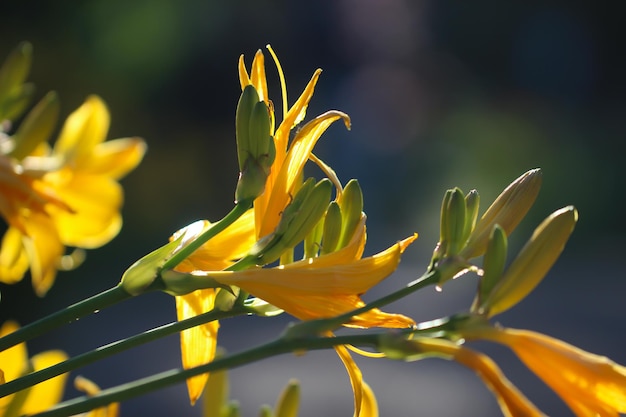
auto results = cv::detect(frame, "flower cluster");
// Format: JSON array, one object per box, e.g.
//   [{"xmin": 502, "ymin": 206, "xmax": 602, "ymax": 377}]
[{"xmin": 0, "ymin": 42, "xmax": 624, "ymax": 417}]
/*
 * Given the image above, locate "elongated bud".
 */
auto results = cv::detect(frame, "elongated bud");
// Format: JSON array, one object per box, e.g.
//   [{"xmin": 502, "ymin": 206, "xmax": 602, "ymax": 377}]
[
  {"xmin": 0, "ymin": 42, "xmax": 34, "ymax": 121},
  {"xmin": 9, "ymin": 91, "xmax": 59, "ymax": 160},
  {"xmin": 303, "ymin": 213, "xmax": 324, "ymax": 259},
  {"xmin": 234, "ymin": 85, "xmax": 276, "ymax": 204},
  {"xmin": 445, "ymin": 188, "xmax": 467, "ymax": 256},
  {"xmin": 463, "ymin": 189, "xmax": 480, "ymax": 243},
  {"xmin": 258, "ymin": 405, "xmax": 274, "ymax": 417},
  {"xmin": 251, "ymin": 178, "xmax": 332, "ymax": 265},
  {"xmin": 471, "ymin": 225, "xmax": 507, "ymax": 312},
  {"xmin": 321, "ymin": 201, "xmax": 342, "ymax": 255},
  {"xmin": 460, "ymin": 169, "xmax": 542, "ymax": 260},
  {"xmin": 337, "ymin": 179, "xmax": 363, "ymax": 250},
  {"xmin": 480, "ymin": 206, "xmax": 578, "ymax": 317},
  {"xmin": 274, "ymin": 379, "xmax": 300, "ymax": 417},
  {"xmin": 119, "ymin": 237, "xmax": 181, "ymax": 295},
  {"xmin": 202, "ymin": 361, "xmax": 229, "ymax": 417}
]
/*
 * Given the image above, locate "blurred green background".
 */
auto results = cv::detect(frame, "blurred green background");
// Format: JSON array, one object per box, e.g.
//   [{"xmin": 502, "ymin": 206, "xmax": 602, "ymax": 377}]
[{"xmin": 1, "ymin": 1, "xmax": 624, "ymax": 416}]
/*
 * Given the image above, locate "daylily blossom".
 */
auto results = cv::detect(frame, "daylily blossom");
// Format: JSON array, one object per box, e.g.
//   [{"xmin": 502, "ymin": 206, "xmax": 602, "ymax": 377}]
[
  {"xmin": 0, "ymin": 321, "xmax": 68, "ymax": 416},
  {"xmin": 171, "ymin": 48, "xmax": 415, "ymax": 415},
  {"xmin": 466, "ymin": 326, "xmax": 626, "ymax": 416},
  {"xmin": 0, "ymin": 95, "xmax": 146, "ymax": 295}
]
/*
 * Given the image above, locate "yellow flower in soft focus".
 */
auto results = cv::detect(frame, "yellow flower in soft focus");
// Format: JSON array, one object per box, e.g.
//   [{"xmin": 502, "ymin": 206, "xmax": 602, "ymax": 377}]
[
  {"xmin": 0, "ymin": 321, "xmax": 68, "ymax": 416},
  {"xmin": 74, "ymin": 376, "xmax": 120, "ymax": 417},
  {"xmin": 0, "ymin": 95, "xmax": 146, "ymax": 295},
  {"xmin": 468, "ymin": 326, "xmax": 626, "ymax": 416}
]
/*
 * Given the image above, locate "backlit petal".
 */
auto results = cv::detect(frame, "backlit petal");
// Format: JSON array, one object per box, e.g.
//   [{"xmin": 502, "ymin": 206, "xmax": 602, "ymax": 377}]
[
  {"xmin": 81, "ymin": 137, "xmax": 146, "ymax": 179},
  {"xmin": 176, "ymin": 289, "xmax": 219, "ymax": 405},
  {"xmin": 20, "ymin": 350, "xmax": 69, "ymax": 414}
]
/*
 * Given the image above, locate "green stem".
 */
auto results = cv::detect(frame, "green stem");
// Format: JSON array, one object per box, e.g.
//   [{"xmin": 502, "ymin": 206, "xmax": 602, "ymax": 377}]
[
  {"xmin": 0, "ymin": 306, "xmax": 250, "ymax": 399},
  {"xmin": 0, "ymin": 285, "xmax": 130, "ymax": 352},
  {"xmin": 32, "ymin": 333, "xmax": 378, "ymax": 417},
  {"xmin": 162, "ymin": 202, "xmax": 252, "ymax": 271}
]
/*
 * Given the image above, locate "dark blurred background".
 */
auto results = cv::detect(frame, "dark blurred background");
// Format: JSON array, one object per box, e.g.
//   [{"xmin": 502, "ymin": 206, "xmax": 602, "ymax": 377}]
[{"xmin": 1, "ymin": 1, "xmax": 624, "ymax": 416}]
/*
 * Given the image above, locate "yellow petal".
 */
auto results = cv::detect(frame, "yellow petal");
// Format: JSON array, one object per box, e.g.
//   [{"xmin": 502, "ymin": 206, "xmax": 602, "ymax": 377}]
[
  {"xmin": 20, "ymin": 212, "xmax": 63, "ymax": 296},
  {"xmin": 359, "ymin": 381, "xmax": 379, "ymax": 417},
  {"xmin": 486, "ymin": 328, "xmax": 626, "ymax": 416},
  {"xmin": 81, "ymin": 137, "xmax": 146, "ymax": 179},
  {"xmin": 259, "ymin": 110, "xmax": 351, "ymax": 237},
  {"xmin": 0, "ymin": 227, "xmax": 29, "ymax": 284},
  {"xmin": 45, "ymin": 172, "xmax": 122, "ymax": 248},
  {"xmin": 0, "ymin": 321, "xmax": 28, "ymax": 409},
  {"xmin": 177, "ymin": 209, "xmax": 256, "ymax": 273},
  {"xmin": 54, "ymin": 95, "xmax": 110, "ymax": 164},
  {"xmin": 335, "ymin": 345, "xmax": 363, "ymax": 417},
  {"xmin": 249, "ymin": 50, "xmax": 268, "ymax": 104},
  {"xmin": 176, "ymin": 289, "xmax": 219, "ymax": 404},
  {"xmin": 20, "ymin": 350, "xmax": 69, "ymax": 414}
]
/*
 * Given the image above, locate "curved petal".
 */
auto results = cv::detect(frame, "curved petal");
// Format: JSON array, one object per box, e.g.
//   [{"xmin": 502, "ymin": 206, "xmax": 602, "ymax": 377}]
[
  {"xmin": 54, "ymin": 96, "xmax": 110, "ymax": 165},
  {"xmin": 0, "ymin": 321, "xmax": 28, "ymax": 409},
  {"xmin": 360, "ymin": 381, "xmax": 379, "ymax": 417},
  {"xmin": 0, "ymin": 227, "xmax": 29, "ymax": 284},
  {"xmin": 20, "ymin": 350, "xmax": 69, "ymax": 414},
  {"xmin": 259, "ymin": 111, "xmax": 351, "ymax": 236},
  {"xmin": 21, "ymin": 212, "xmax": 63, "ymax": 296},
  {"xmin": 82, "ymin": 137, "xmax": 146, "ymax": 179},
  {"xmin": 45, "ymin": 172, "xmax": 123, "ymax": 248},
  {"xmin": 335, "ymin": 345, "xmax": 363, "ymax": 417},
  {"xmin": 178, "ymin": 209, "xmax": 256, "ymax": 273},
  {"xmin": 176, "ymin": 289, "xmax": 219, "ymax": 404}
]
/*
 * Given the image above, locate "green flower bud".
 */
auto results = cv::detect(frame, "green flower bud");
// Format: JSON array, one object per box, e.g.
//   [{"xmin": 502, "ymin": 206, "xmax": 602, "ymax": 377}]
[
  {"xmin": 224, "ymin": 401, "xmax": 241, "ymax": 417},
  {"xmin": 274, "ymin": 379, "xmax": 300, "ymax": 417},
  {"xmin": 258, "ymin": 405, "xmax": 274, "ymax": 417},
  {"xmin": 336, "ymin": 179, "xmax": 363, "ymax": 250},
  {"xmin": 444, "ymin": 188, "xmax": 467, "ymax": 256},
  {"xmin": 0, "ymin": 42, "xmax": 34, "ymax": 121},
  {"xmin": 303, "ymin": 212, "xmax": 324, "ymax": 259},
  {"xmin": 460, "ymin": 169, "xmax": 542, "ymax": 260},
  {"xmin": 234, "ymin": 85, "xmax": 276, "ymax": 204},
  {"xmin": 244, "ymin": 297, "xmax": 284, "ymax": 317},
  {"xmin": 463, "ymin": 189, "xmax": 480, "ymax": 243},
  {"xmin": 471, "ymin": 225, "xmax": 507, "ymax": 312},
  {"xmin": 479, "ymin": 206, "xmax": 578, "ymax": 317},
  {"xmin": 9, "ymin": 91, "xmax": 59, "ymax": 160},
  {"xmin": 250, "ymin": 178, "xmax": 332, "ymax": 265},
  {"xmin": 320, "ymin": 201, "xmax": 342, "ymax": 255}
]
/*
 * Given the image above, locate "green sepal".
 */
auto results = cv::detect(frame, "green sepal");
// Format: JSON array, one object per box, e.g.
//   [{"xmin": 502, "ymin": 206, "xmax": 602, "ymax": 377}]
[{"xmin": 9, "ymin": 91, "xmax": 59, "ymax": 160}]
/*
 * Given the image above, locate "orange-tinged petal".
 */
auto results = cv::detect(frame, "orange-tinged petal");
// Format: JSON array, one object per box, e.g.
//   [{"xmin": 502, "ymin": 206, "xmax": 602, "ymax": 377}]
[
  {"xmin": 44, "ymin": 172, "xmax": 122, "ymax": 248},
  {"xmin": 54, "ymin": 95, "xmax": 110, "ymax": 165},
  {"xmin": 176, "ymin": 209, "xmax": 256, "ymax": 273},
  {"xmin": 259, "ymin": 111, "xmax": 351, "ymax": 237},
  {"xmin": 20, "ymin": 350, "xmax": 69, "ymax": 415},
  {"xmin": 82, "ymin": 137, "xmax": 146, "ymax": 179},
  {"xmin": 479, "ymin": 328, "xmax": 626, "ymax": 416},
  {"xmin": 335, "ymin": 344, "xmax": 363, "ymax": 417},
  {"xmin": 176, "ymin": 289, "xmax": 219, "ymax": 404}
]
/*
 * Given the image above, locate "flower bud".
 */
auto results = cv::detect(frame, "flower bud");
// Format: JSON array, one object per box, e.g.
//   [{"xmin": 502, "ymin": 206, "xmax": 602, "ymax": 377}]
[
  {"xmin": 234, "ymin": 85, "xmax": 276, "ymax": 204},
  {"xmin": 320, "ymin": 201, "xmax": 342, "ymax": 255},
  {"xmin": 460, "ymin": 169, "xmax": 542, "ymax": 260},
  {"xmin": 336, "ymin": 179, "xmax": 363, "ymax": 250},
  {"xmin": 9, "ymin": 91, "xmax": 59, "ymax": 160},
  {"xmin": 463, "ymin": 189, "xmax": 480, "ymax": 243},
  {"xmin": 444, "ymin": 187, "xmax": 467, "ymax": 256},
  {"xmin": 0, "ymin": 42, "xmax": 34, "ymax": 122},
  {"xmin": 471, "ymin": 224, "xmax": 507, "ymax": 312},
  {"xmin": 274, "ymin": 379, "xmax": 300, "ymax": 417},
  {"xmin": 479, "ymin": 206, "xmax": 578, "ymax": 317},
  {"xmin": 250, "ymin": 178, "xmax": 332, "ymax": 265}
]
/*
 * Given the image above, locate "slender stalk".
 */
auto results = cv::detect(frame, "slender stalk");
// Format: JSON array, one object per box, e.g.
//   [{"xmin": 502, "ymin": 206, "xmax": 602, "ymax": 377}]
[
  {"xmin": 162, "ymin": 201, "xmax": 252, "ymax": 271},
  {"xmin": 31, "ymin": 333, "xmax": 379, "ymax": 417},
  {"xmin": 0, "ymin": 286, "xmax": 130, "ymax": 352},
  {"xmin": 0, "ymin": 306, "xmax": 250, "ymax": 398}
]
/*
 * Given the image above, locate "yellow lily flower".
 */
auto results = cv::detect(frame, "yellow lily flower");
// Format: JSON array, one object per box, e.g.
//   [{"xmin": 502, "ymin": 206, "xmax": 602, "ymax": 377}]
[
  {"xmin": 0, "ymin": 321, "xmax": 68, "ymax": 416},
  {"xmin": 468, "ymin": 326, "xmax": 626, "ymax": 416},
  {"xmin": 0, "ymin": 95, "xmax": 146, "ymax": 295}
]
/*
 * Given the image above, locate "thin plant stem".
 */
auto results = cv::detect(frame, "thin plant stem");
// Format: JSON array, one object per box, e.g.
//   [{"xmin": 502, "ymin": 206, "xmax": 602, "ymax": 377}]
[
  {"xmin": 0, "ymin": 286, "xmax": 130, "ymax": 352},
  {"xmin": 0, "ymin": 306, "xmax": 250, "ymax": 398}
]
